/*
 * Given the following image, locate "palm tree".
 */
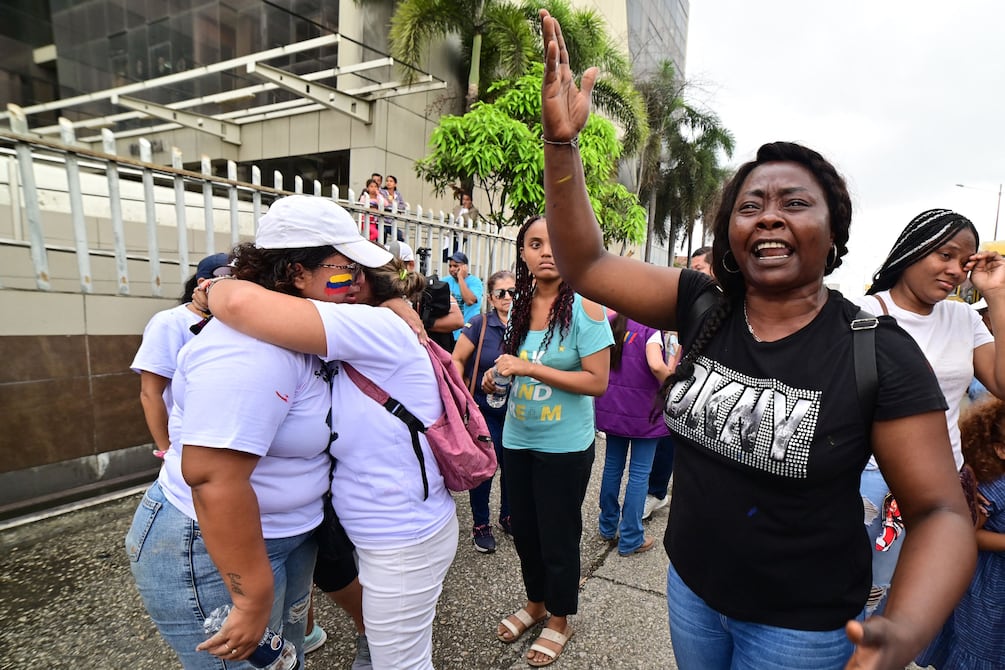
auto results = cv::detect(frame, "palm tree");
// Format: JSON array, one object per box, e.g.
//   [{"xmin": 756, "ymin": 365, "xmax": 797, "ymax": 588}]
[{"xmin": 636, "ymin": 61, "xmax": 734, "ymax": 263}]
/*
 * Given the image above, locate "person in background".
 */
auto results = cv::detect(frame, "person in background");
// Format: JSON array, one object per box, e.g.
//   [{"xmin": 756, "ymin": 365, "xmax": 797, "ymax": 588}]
[
  {"xmin": 643, "ymin": 246, "xmax": 711, "ymax": 520},
  {"xmin": 917, "ymin": 397, "xmax": 1005, "ymax": 669},
  {"xmin": 489, "ymin": 215, "xmax": 612, "ymax": 667},
  {"xmin": 596, "ymin": 311, "xmax": 672, "ymax": 556},
  {"xmin": 444, "ymin": 192, "xmax": 480, "ymax": 261},
  {"xmin": 854, "ymin": 208, "xmax": 1005, "ymax": 616},
  {"xmin": 358, "ymin": 178, "xmax": 387, "ymax": 242},
  {"xmin": 206, "ymin": 240, "xmax": 459, "ymax": 670},
  {"xmin": 370, "ymin": 172, "xmax": 382, "ymax": 189},
  {"xmin": 452, "ymin": 270, "xmax": 516, "ymax": 553},
  {"xmin": 131, "ymin": 252, "xmax": 230, "ymax": 459},
  {"xmin": 445, "ymin": 251, "xmax": 484, "ymax": 340},
  {"xmin": 388, "ymin": 237, "xmax": 416, "ymax": 271},
  {"xmin": 380, "ymin": 175, "xmax": 407, "ymax": 243},
  {"xmin": 538, "ymin": 10, "xmax": 974, "ymax": 668}
]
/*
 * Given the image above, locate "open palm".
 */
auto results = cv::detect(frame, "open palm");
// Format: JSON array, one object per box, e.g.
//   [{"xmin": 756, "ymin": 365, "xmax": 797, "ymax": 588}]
[{"xmin": 540, "ymin": 10, "xmax": 598, "ymax": 143}]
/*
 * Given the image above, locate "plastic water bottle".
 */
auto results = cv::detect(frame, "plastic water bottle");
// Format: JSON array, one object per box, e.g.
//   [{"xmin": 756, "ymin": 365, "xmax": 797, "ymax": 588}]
[
  {"xmin": 203, "ymin": 604, "xmax": 299, "ymax": 669},
  {"xmin": 486, "ymin": 370, "xmax": 511, "ymax": 408}
]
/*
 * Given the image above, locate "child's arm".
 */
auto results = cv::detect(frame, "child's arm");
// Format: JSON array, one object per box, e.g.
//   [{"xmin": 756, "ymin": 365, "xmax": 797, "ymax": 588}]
[{"xmin": 976, "ymin": 528, "xmax": 1005, "ymax": 552}]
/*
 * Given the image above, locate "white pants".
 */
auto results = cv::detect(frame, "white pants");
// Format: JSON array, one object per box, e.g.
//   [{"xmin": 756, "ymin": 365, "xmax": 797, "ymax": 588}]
[{"xmin": 356, "ymin": 515, "xmax": 458, "ymax": 669}]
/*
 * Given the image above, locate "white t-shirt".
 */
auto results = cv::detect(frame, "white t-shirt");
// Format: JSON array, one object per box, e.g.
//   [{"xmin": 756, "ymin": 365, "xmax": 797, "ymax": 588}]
[
  {"xmin": 310, "ymin": 301, "xmax": 456, "ymax": 550},
  {"xmin": 157, "ymin": 319, "xmax": 331, "ymax": 538},
  {"xmin": 854, "ymin": 291, "xmax": 994, "ymax": 468},
  {"xmin": 130, "ymin": 303, "xmax": 204, "ymax": 409}
]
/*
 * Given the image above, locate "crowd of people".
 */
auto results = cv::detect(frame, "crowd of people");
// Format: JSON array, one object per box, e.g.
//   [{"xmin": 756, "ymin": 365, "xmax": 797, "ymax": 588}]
[{"xmin": 123, "ymin": 10, "xmax": 1004, "ymax": 670}]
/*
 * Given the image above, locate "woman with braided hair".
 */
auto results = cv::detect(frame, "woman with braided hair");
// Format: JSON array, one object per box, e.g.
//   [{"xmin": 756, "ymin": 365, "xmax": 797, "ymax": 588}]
[
  {"xmin": 486, "ymin": 215, "xmax": 612, "ymax": 667},
  {"xmin": 537, "ymin": 10, "xmax": 976, "ymax": 669},
  {"xmin": 853, "ymin": 208, "xmax": 1005, "ymax": 619}
]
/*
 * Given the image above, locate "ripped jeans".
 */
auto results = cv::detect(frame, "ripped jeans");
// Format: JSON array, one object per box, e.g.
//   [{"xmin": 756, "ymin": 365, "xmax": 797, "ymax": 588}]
[
  {"xmin": 860, "ymin": 466, "xmax": 901, "ymax": 615},
  {"xmin": 125, "ymin": 481, "xmax": 317, "ymax": 669}
]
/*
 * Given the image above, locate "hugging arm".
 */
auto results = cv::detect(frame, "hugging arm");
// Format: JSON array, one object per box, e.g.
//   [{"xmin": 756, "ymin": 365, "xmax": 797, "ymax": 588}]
[
  {"xmin": 844, "ymin": 411, "xmax": 976, "ymax": 670},
  {"xmin": 540, "ymin": 10, "xmax": 681, "ymax": 330},
  {"xmin": 206, "ymin": 279, "xmax": 328, "ymax": 356}
]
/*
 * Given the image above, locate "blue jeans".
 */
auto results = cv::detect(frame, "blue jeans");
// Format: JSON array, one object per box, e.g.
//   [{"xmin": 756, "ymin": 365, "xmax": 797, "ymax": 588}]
[
  {"xmin": 468, "ymin": 411, "xmax": 509, "ymax": 527},
  {"xmin": 648, "ymin": 435, "xmax": 675, "ymax": 499},
  {"xmin": 667, "ymin": 561, "xmax": 856, "ymax": 670},
  {"xmin": 125, "ymin": 481, "xmax": 317, "ymax": 669},
  {"xmin": 598, "ymin": 434, "xmax": 658, "ymax": 553},
  {"xmin": 860, "ymin": 465, "xmax": 900, "ymax": 615}
]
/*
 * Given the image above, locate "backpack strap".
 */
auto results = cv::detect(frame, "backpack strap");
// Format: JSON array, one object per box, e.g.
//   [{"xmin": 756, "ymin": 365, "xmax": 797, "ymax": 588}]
[
  {"xmin": 341, "ymin": 362, "xmax": 431, "ymax": 500},
  {"xmin": 851, "ymin": 308, "xmax": 879, "ymax": 427}
]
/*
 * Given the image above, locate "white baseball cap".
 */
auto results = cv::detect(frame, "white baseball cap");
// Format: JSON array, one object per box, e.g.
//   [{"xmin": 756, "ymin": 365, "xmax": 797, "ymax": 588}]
[{"xmin": 256, "ymin": 195, "xmax": 393, "ymax": 268}]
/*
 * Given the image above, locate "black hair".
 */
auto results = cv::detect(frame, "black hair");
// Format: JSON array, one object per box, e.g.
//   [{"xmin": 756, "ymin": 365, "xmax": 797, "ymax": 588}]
[
  {"xmin": 231, "ymin": 242, "xmax": 336, "ymax": 295},
  {"xmin": 609, "ymin": 313, "xmax": 628, "ymax": 371},
  {"xmin": 180, "ymin": 273, "xmax": 199, "ymax": 304},
  {"xmin": 691, "ymin": 246, "xmax": 712, "ymax": 259},
  {"xmin": 867, "ymin": 209, "xmax": 979, "ymax": 295},
  {"xmin": 503, "ymin": 216, "xmax": 575, "ymax": 356}
]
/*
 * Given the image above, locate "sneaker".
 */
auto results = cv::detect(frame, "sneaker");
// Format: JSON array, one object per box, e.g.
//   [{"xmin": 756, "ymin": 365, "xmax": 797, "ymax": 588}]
[
  {"xmin": 473, "ymin": 524, "xmax": 497, "ymax": 553},
  {"xmin": 302, "ymin": 623, "xmax": 328, "ymax": 654},
  {"xmin": 351, "ymin": 635, "xmax": 373, "ymax": 670},
  {"xmin": 642, "ymin": 495, "xmax": 669, "ymax": 520},
  {"xmin": 498, "ymin": 515, "xmax": 513, "ymax": 536}
]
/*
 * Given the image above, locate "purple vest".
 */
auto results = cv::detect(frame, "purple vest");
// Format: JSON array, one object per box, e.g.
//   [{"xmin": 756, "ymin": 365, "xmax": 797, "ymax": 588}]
[{"xmin": 595, "ymin": 317, "xmax": 670, "ymax": 439}]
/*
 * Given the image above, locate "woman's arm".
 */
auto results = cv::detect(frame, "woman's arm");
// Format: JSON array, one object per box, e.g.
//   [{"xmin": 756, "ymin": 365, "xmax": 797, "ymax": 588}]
[
  {"xmin": 138, "ymin": 371, "xmax": 171, "ymax": 452},
  {"xmin": 206, "ymin": 279, "xmax": 327, "ymax": 356},
  {"xmin": 844, "ymin": 411, "xmax": 976, "ymax": 669},
  {"xmin": 539, "ymin": 10, "xmax": 681, "ymax": 329},
  {"xmin": 970, "ymin": 251, "xmax": 1005, "ymax": 396},
  {"xmin": 187, "ymin": 446, "xmax": 274, "ymax": 660},
  {"xmin": 493, "ymin": 347, "xmax": 610, "ymax": 397},
  {"xmin": 977, "ymin": 528, "xmax": 1005, "ymax": 551},
  {"xmin": 645, "ymin": 340, "xmax": 672, "ymax": 383},
  {"xmin": 452, "ymin": 332, "xmax": 476, "ymax": 380}
]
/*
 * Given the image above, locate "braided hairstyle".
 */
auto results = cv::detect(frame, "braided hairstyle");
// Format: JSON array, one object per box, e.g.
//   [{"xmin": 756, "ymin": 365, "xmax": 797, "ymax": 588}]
[
  {"xmin": 503, "ymin": 216, "xmax": 576, "ymax": 356},
  {"xmin": 662, "ymin": 142, "xmax": 853, "ymax": 396},
  {"xmin": 867, "ymin": 209, "xmax": 979, "ymax": 295}
]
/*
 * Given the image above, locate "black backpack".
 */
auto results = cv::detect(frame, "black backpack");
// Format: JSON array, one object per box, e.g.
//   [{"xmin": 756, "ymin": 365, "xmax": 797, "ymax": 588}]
[{"xmin": 418, "ymin": 274, "xmax": 452, "ymax": 329}]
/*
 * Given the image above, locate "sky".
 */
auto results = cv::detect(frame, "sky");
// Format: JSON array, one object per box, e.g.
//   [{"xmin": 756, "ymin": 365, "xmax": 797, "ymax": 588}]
[{"xmin": 682, "ymin": 0, "xmax": 1005, "ymax": 293}]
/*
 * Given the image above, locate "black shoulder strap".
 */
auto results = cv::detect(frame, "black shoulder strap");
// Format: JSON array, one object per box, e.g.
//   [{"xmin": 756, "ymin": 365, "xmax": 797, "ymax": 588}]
[{"xmin": 851, "ymin": 308, "xmax": 879, "ymax": 426}]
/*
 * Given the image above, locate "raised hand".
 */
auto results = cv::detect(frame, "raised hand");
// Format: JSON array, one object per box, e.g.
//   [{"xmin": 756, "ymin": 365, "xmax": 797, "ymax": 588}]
[
  {"xmin": 540, "ymin": 9, "xmax": 598, "ymax": 143},
  {"xmin": 968, "ymin": 250, "xmax": 1005, "ymax": 296}
]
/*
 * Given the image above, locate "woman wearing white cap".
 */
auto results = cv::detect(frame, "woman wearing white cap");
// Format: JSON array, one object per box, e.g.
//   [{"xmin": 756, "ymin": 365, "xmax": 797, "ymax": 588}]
[
  {"xmin": 125, "ymin": 196, "xmax": 392, "ymax": 669},
  {"xmin": 203, "ymin": 195, "xmax": 458, "ymax": 670}
]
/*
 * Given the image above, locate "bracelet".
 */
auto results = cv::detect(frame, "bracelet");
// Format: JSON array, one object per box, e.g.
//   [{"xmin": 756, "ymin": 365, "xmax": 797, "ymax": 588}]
[
  {"xmin": 201, "ymin": 274, "xmax": 236, "ymax": 297},
  {"xmin": 542, "ymin": 135, "xmax": 579, "ymax": 147}
]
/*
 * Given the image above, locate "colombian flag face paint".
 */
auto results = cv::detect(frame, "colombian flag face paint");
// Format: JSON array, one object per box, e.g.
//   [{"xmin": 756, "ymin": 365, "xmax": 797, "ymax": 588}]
[{"xmin": 325, "ymin": 273, "xmax": 354, "ymax": 296}]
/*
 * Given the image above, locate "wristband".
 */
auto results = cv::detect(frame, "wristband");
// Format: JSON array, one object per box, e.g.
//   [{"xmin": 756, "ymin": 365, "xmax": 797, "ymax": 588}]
[{"xmin": 542, "ymin": 135, "xmax": 579, "ymax": 147}]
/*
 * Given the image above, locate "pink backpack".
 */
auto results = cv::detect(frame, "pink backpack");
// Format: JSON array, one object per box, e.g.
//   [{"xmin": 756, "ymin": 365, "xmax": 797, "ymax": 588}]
[{"xmin": 342, "ymin": 340, "xmax": 497, "ymax": 498}]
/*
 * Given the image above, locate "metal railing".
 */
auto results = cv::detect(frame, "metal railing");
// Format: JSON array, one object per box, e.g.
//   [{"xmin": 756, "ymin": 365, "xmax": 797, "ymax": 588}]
[{"xmin": 0, "ymin": 125, "xmax": 516, "ymax": 298}]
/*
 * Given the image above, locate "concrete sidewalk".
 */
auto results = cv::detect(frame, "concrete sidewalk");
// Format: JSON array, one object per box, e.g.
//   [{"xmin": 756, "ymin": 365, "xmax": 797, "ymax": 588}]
[{"xmin": 0, "ymin": 435, "xmax": 678, "ymax": 669}]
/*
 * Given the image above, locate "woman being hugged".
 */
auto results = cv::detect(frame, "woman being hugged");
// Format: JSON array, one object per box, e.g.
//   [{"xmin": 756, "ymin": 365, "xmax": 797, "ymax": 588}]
[
  {"xmin": 205, "ymin": 201, "xmax": 457, "ymax": 670},
  {"xmin": 489, "ymin": 215, "xmax": 613, "ymax": 667},
  {"xmin": 452, "ymin": 269, "xmax": 517, "ymax": 553},
  {"xmin": 854, "ymin": 209, "xmax": 1005, "ymax": 615},
  {"xmin": 537, "ymin": 10, "xmax": 975, "ymax": 669}
]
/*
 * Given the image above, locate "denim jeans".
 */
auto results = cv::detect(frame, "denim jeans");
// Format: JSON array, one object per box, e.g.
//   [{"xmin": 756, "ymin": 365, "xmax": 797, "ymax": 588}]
[
  {"xmin": 667, "ymin": 561, "xmax": 856, "ymax": 670},
  {"xmin": 468, "ymin": 411, "xmax": 509, "ymax": 527},
  {"xmin": 598, "ymin": 434, "xmax": 658, "ymax": 553},
  {"xmin": 648, "ymin": 435, "xmax": 675, "ymax": 499},
  {"xmin": 860, "ymin": 465, "xmax": 900, "ymax": 615},
  {"xmin": 125, "ymin": 481, "xmax": 317, "ymax": 669}
]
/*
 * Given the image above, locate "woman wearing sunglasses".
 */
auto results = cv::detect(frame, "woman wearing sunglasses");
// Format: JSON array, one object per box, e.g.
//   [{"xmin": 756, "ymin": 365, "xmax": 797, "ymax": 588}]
[{"xmin": 452, "ymin": 270, "xmax": 517, "ymax": 554}]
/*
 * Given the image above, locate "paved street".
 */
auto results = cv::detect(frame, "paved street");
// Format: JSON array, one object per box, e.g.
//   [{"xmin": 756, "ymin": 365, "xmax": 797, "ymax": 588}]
[{"xmin": 0, "ymin": 436, "xmax": 678, "ymax": 669}]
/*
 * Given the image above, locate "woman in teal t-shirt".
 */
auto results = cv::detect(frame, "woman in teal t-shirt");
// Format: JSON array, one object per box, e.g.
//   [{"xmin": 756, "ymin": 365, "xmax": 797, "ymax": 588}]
[{"xmin": 485, "ymin": 215, "xmax": 613, "ymax": 667}]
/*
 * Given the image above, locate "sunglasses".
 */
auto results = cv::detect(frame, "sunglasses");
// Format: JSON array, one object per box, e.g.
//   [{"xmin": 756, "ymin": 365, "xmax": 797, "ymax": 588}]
[
  {"xmin": 319, "ymin": 263, "xmax": 359, "ymax": 272},
  {"xmin": 491, "ymin": 288, "xmax": 516, "ymax": 299}
]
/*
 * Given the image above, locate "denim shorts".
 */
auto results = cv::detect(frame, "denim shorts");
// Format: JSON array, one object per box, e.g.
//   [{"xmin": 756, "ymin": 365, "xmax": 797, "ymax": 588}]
[{"xmin": 125, "ymin": 481, "xmax": 317, "ymax": 669}]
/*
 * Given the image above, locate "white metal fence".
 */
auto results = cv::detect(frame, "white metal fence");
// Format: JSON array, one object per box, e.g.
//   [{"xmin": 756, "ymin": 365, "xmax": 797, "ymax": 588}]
[{"xmin": 0, "ymin": 119, "xmax": 516, "ymax": 298}]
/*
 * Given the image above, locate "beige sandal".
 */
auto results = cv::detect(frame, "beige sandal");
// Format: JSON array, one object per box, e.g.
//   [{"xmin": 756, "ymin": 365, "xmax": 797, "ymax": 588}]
[
  {"xmin": 497, "ymin": 607, "xmax": 548, "ymax": 643},
  {"xmin": 527, "ymin": 626, "xmax": 574, "ymax": 667}
]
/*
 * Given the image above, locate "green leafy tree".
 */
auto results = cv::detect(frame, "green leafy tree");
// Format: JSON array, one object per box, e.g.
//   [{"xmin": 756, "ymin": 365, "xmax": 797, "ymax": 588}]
[
  {"xmin": 415, "ymin": 65, "xmax": 646, "ymax": 246},
  {"xmin": 636, "ymin": 61, "xmax": 734, "ymax": 263}
]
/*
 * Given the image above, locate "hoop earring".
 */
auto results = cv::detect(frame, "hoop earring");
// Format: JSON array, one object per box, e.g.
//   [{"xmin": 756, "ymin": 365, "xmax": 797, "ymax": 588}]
[
  {"xmin": 826, "ymin": 245, "xmax": 838, "ymax": 269},
  {"xmin": 721, "ymin": 250, "xmax": 741, "ymax": 275}
]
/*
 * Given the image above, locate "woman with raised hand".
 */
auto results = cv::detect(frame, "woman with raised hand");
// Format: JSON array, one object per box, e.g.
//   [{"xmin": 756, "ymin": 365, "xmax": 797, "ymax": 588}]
[
  {"xmin": 536, "ymin": 10, "xmax": 976, "ymax": 669},
  {"xmin": 488, "ymin": 215, "xmax": 612, "ymax": 667},
  {"xmin": 452, "ymin": 269, "xmax": 517, "ymax": 553},
  {"xmin": 205, "ymin": 205, "xmax": 457, "ymax": 670},
  {"xmin": 854, "ymin": 209, "xmax": 1005, "ymax": 616}
]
